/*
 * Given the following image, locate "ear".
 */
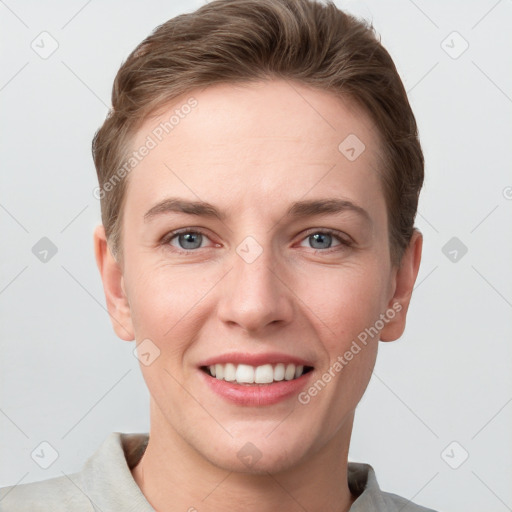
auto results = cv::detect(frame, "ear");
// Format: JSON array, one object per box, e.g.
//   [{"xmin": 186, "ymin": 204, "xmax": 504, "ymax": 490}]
[
  {"xmin": 380, "ymin": 229, "xmax": 423, "ymax": 342},
  {"xmin": 93, "ymin": 224, "xmax": 135, "ymax": 341}
]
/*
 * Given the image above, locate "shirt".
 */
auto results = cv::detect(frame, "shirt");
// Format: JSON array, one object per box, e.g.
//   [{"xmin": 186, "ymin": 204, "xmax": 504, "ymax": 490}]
[{"xmin": 0, "ymin": 432, "xmax": 438, "ymax": 511}]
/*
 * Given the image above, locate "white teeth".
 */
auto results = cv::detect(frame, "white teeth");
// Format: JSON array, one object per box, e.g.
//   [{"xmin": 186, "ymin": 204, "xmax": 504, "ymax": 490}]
[
  {"xmin": 236, "ymin": 364, "xmax": 254, "ymax": 383},
  {"xmin": 224, "ymin": 363, "xmax": 236, "ymax": 382},
  {"xmin": 274, "ymin": 363, "xmax": 285, "ymax": 381},
  {"xmin": 207, "ymin": 362, "xmax": 307, "ymax": 384},
  {"xmin": 284, "ymin": 363, "xmax": 296, "ymax": 381},
  {"xmin": 255, "ymin": 364, "xmax": 274, "ymax": 384}
]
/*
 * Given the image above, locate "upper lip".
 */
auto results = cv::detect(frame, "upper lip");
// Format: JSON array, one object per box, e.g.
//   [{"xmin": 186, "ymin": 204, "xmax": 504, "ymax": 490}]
[{"xmin": 198, "ymin": 352, "xmax": 315, "ymax": 368}]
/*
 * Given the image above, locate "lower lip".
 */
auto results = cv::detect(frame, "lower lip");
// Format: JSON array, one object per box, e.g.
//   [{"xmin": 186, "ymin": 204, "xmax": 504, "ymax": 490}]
[{"xmin": 200, "ymin": 370, "xmax": 313, "ymax": 406}]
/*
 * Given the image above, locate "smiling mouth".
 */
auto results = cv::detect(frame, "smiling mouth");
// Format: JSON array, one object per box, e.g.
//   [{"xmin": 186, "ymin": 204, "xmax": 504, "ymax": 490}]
[{"xmin": 200, "ymin": 363, "xmax": 314, "ymax": 385}]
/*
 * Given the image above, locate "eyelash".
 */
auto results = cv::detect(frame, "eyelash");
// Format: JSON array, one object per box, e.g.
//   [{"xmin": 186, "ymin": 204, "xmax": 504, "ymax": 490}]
[{"xmin": 161, "ymin": 228, "xmax": 353, "ymax": 254}]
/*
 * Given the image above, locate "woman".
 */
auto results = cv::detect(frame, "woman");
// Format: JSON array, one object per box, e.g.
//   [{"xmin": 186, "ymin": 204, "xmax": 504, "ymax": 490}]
[{"xmin": 0, "ymin": 0, "xmax": 434, "ymax": 510}]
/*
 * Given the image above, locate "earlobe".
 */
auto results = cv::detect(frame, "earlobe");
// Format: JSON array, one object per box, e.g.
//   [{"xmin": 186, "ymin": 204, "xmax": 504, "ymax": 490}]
[
  {"xmin": 93, "ymin": 225, "xmax": 135, "ymax": 341},
  {"xmin": 380, "ymin": 229, "xmax": 423, "ymax": 342}
]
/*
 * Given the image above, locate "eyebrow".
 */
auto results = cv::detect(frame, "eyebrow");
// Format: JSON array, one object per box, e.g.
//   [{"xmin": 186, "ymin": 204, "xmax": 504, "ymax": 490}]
[{"xmin": 143, "ymin": 197, "xmax": 371, "ymax": 224}]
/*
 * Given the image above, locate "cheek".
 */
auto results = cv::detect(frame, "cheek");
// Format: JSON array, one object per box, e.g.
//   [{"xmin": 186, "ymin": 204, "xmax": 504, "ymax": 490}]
[
  {"xmin": 296, "ymin": 262, "xmax": 385, "ymax": 406},
  {"xmin": 296, "ymin": 262, "xmax": 387, "ymax": 344},
  {"xmin": 126, "ymin": 265, "xmax": 206, "ymax": 398},
  {"xmin": 126, "ymin": 260, "xmax": 205, "ymax": 330}
]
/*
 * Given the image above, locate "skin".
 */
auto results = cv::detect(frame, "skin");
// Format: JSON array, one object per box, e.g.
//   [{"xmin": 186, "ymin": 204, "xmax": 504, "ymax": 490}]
[{"xmin": 94, "ymin": 79, "xmax": 422, "ymax": 512}]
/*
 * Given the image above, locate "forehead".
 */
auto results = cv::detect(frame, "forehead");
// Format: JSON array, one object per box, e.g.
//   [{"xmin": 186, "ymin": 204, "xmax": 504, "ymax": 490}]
[{"xmin": 125, "ymin": 79, "xmax": 385, "ymax": 220}]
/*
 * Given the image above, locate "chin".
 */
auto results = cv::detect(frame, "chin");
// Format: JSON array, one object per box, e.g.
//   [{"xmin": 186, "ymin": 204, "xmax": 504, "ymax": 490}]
[
  {"xmin": 197, "ymin": 432, "xmax": 313, "ymax": 476},
  {"xmin": 208, "ymin": 450, "xmax": 304, "ymax": 476}
]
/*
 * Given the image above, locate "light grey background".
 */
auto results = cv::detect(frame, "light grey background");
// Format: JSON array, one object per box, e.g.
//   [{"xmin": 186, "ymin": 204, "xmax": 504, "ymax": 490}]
[{"xmin": 1, "ymin": 1, "xmax": 511, "ymax": 510}]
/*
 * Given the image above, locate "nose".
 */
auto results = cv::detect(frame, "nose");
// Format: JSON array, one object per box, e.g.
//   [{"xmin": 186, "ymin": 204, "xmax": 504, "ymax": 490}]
[{"xmin": 217, "ymin": 241, "xmax": 294, "ymax": 334}]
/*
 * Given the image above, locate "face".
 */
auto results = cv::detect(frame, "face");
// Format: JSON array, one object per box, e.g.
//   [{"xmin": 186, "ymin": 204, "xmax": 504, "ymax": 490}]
[{"xmin": 96, "ymin": 79, "xmax": 419, "ymax": 474}]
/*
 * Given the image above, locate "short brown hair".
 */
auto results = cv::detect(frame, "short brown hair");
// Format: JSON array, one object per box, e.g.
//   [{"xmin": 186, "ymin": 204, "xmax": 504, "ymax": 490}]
[{"xmin": 92, "ymin": 0, "xmax": 424, "ymax": 266}]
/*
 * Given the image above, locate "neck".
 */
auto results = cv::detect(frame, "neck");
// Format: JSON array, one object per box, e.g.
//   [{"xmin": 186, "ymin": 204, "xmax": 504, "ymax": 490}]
[{"xmin": 131, "ymin": 402, "xmax": 356, "ymax": 512}]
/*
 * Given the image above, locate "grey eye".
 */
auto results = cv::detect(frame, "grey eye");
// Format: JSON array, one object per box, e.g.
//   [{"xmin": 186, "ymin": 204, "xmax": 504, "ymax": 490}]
[
  {"xmin": 177, "ymin": 232, "xmax": 203, "ymax": 250},
  {"xmin": 308, "ymin": 232, "xmax": 333, "ymax": 249}
]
